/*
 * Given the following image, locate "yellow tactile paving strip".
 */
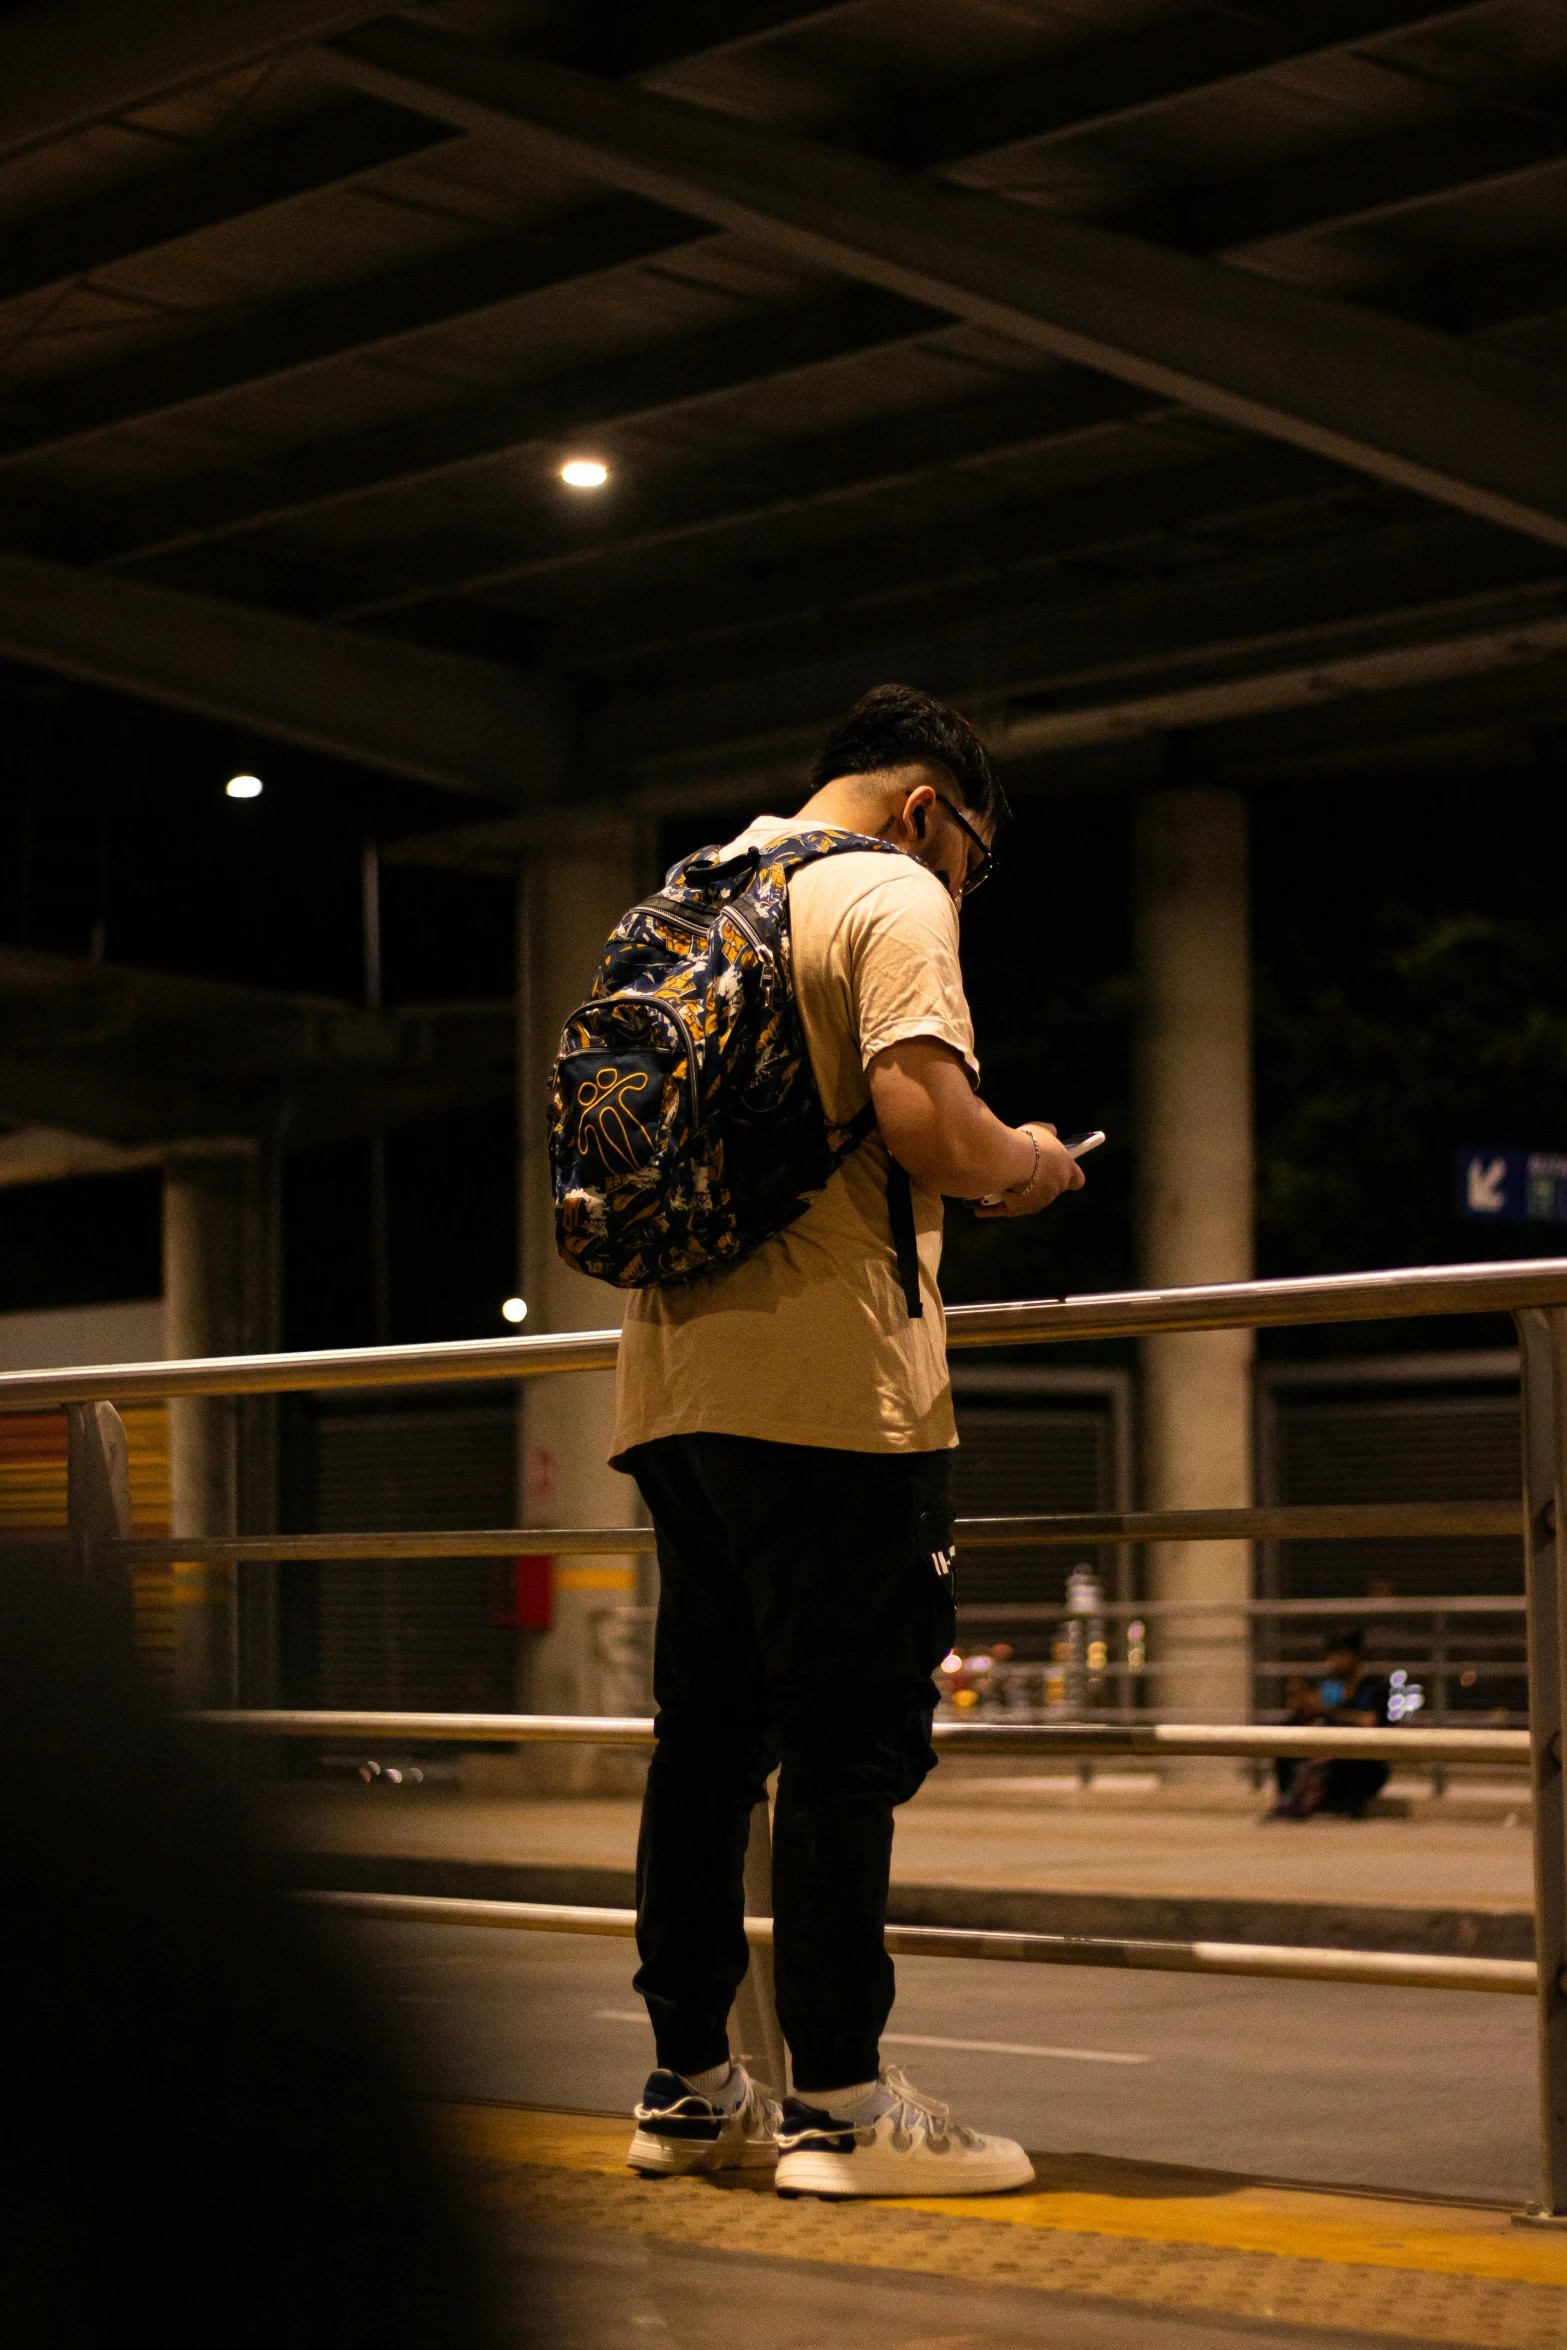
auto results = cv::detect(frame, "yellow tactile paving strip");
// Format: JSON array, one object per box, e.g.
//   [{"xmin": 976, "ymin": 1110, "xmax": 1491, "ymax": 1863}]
[{"xmin": 436, "ymin": 2104, "xmax": 1567, "ymax": 2349}]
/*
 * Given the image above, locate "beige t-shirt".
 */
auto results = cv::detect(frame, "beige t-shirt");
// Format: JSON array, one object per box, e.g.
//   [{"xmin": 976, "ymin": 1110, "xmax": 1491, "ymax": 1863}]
[{"xmin": 612, "ymin": 818, "xmax": 979, "ymax": 1460}]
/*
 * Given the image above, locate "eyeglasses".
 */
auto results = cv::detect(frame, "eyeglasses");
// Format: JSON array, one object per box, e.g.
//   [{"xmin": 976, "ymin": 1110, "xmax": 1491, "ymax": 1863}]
[{"xmin": 935, "ymin": 795, "xmax": 995, "ymax": 897}]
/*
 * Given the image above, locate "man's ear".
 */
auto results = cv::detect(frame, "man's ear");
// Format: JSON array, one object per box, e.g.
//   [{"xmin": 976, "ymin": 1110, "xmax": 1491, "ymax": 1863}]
[{"xmin": 902, "ymin": 780, "xmax": 938, "ymax": 838}]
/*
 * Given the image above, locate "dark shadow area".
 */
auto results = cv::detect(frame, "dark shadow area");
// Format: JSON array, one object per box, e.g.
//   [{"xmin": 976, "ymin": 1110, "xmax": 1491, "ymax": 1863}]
[{"xmin": 0, "ymin": 1559, "xmax": 505, "ymax": 2348}]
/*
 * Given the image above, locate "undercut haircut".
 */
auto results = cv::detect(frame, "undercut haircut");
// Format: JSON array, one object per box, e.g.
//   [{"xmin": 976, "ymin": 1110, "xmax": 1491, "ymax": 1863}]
[{"xmin": 809, "ymin": 684, "xmax": 1010, "ymax": 832}]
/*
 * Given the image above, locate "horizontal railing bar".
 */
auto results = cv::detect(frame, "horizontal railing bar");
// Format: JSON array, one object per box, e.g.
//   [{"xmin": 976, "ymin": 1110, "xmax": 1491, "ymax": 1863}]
[
  {"xmin": 552, "ymin": 1596, "xmax": 1529, "ymax": 1626},
  {"xmin": 108, "ymin": 1502, "xmax": 1525, "ymax": 1566},
  {"xmin": 0, "ymin": 1327, "xmax": 620, "ymax": 1409},
  {"xmin": 938, "ymin": 1723, "xmax": 1534, "ymax": 1760},
  {"xmin": 944, "ymin": 1260, "xmax": 1567, "ymax": 1348},
  {"xmin": 188, "ymin": 1709, "xmax": 654, "ymax": 1745},
  {"xmin": 5, "ymin": 1256, "xmax": 1567, "ymax": 1409},
  {"xmin": 114, "ymin": 1526, "xmax": 657, "ymax": 1564},
  {"xmin": 957, "ymin": 1595, "xmax": 1528, "ymax": 1620},
  {"xmin": 953, "ymin": 1505, "xmax": 1524, "ymax": 1543},
  {"xmin": 187, "ymin": 1710, "xmax": 1532, "ymax": 1764},
  {"xmin": 299, "ymin": 1890, "xmax": 1536, "ymax": 1995}
]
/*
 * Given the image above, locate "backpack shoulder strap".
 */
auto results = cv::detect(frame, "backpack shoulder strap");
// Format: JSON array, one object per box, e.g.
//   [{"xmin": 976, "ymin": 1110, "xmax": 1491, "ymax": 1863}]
[
  {"xmin": 749, "ymin": 827, "xmax": 914, "ymax": 889},
  {"xmin": 749, "ymin": 828, "xmax": 926, "ymax": 1322}
]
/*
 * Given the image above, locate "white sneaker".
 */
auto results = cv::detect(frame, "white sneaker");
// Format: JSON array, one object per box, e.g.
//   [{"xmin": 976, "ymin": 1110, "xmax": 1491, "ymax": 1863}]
[
  {"xmin": 628, "ymin": 2063, "xmax": 782, "ymax": 2176},
  {"xmin": 774, "ymin": 2066, "xmax": 1034, "ymax": 2198}
]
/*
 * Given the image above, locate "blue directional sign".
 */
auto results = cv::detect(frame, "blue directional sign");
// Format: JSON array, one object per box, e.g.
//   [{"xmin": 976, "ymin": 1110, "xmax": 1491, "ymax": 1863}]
[{"xmin": 1456, "ymin": 1149, "xmax": 1567, "ymax": 1223}]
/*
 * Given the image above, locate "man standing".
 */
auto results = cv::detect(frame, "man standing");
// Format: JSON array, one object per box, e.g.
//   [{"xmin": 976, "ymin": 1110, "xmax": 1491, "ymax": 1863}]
[{"xmin": 611, "ymin": 685, "xmax": 1084, "ymax": 2196}]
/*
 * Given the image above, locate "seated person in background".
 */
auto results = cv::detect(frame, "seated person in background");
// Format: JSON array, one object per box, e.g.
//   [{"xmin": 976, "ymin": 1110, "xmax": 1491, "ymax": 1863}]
[{"xmin": 1273, "ymin": 1628, "xmax": 1392, "ymax": 1820}]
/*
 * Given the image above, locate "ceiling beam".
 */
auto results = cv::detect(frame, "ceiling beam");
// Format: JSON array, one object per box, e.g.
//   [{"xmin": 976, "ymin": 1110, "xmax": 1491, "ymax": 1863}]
[
  {"xmin": 0, "ymin": 194, "xmax": 699, "ymax": 471},
  {"xmin": 995, "ymin": 613, "xmax": 1567, "ymax": 760},
  {"xmin": 324, "ymin": 370, "xmax": 1160, "ymax": 622},
  {"xmin": 0, "ymin": 0, "xmax": 384, "ymax": 163},
  {"xmin": 318, "ymin": 22, "xmax": 1567, "ymax": 555},
  {"xmin": 0, "ymin": 100, "xmax": 453, "ymax": 312},
  {"xmin": 560, "ymin": 445, "xmax": 1371, "ymax": 677},
  {"xmin": 537, "ymin": 2, "xmax": 863, "ymax": 80},
  {"xmin": 76, "ymin": 287, "xmax": 944, "ymax": 569},
  {"xmin": 0, "ymin": 2, "xmax": 1537, "ymax": 533},
  {"xmin": 586, "ymin": 511, "xmax": 1567, "ymax": 774},
  {"xmin": 0, "ymin": 4, "xmax": 861, "ymax": 327},
  {"xmin": 0, "ymin": 547, "xmax": 565, "ymax": 800},
  {"xmin": 1189, "ymin": 635, "xmax": 1567, "ymax": 777},
  {"xmin": 27, "ymin": 133, "xmax": 1560, "ymax": 588},
  {"xmin": 393, "ymin": 581, "xmax": 1567, "ymax": 831},
  {"xmin": 72, "ymin": 112, "xmax": 1565, "ymax": 583},
  {"xmin": 892, "ymin": 1, "xmax": 1500, "ymax": 174},
  {"xmin": 1119, "ymin": 98, "xmax": 1567, "ymax": 256}
]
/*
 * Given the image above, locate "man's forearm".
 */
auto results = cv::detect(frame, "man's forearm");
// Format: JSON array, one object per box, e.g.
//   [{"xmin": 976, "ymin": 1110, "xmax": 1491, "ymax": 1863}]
[
  {"xmin": 904, "ymin": 1105, "xmax": 1037, "ymax": 1198},
  {"xmin": 867, "ymin": 1040, "xmax": 1035, "ymax": 1196}
]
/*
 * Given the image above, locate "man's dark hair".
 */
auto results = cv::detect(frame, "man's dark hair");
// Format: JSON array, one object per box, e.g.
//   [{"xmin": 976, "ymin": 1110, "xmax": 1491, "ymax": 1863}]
[
  {"xmin": 810, "ymin": 684, "xmax": 1010, "ymax": 831},
  {"xmin": 1326, "ymin": 1627, "xmax": 1367, "ymax": 1657}
]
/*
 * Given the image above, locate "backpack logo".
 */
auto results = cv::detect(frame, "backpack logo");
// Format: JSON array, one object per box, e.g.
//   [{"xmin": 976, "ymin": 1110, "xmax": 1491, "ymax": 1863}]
[
  {"xmin": 574, "ymin": 1063, "xmax": 656, "ymax": 1175},
  {"xmin": 549, "ymin": 829, "xmax": 912, "ymax": 1291}
]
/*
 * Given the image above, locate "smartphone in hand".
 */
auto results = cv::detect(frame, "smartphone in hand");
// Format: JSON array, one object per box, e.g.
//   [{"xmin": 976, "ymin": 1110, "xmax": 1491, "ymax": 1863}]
[{"xmin": 978, "ymin": 1129, "xmax": 1104, "ymax": 1206}]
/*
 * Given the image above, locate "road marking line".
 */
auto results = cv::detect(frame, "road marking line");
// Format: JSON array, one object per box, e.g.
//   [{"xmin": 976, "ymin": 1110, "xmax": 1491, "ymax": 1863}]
[
  {"xmin": 884, "ymin": 2031, "xmax": 1150, "ymax": 2065},
  {"xmin": 593, "ymin": 2012, "xmax": 1148, "ymax": 2064}
]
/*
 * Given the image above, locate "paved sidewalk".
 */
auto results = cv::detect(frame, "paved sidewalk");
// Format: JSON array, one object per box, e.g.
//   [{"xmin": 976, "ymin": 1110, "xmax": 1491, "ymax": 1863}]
[
  {"xmin": 444, "ymin": 2100, "xmax": 1567, "ymax": 2350},
  {"xmin": 263, "ymin": 1780, "xmax": 1535, "ymax": 1911}
]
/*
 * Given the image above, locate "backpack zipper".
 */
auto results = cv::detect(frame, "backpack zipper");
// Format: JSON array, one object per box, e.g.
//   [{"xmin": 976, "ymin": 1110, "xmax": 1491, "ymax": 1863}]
[
  {"xmin": 721, "ymin": 899, "xmax": 776, "ymax": 1000},
  {"xmin": 582, "ymin": 993, "xmax": 702, "ymax": 1133}
]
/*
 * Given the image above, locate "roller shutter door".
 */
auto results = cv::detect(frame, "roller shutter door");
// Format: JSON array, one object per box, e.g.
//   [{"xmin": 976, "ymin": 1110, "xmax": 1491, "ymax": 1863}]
[
  {"xmin": 311, "ymin": 1404, "xmax": 514, "ymax": 1711},
  {"xmin": 952, "ymin": 1403, "xmax": 1115, "ymax": 1634},
  {"xmin": 1270, "ymin": 1393, "xmax": 1522, "ymax": 1601},
  {"xmin": 1265, "ymin": 1382, "xmax": 1524, "ymax": 1719}
]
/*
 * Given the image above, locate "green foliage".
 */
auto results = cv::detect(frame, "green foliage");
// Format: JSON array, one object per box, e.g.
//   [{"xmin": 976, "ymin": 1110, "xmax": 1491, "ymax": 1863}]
[{"xmin": 1254, "ymin": 779, "xmax": 1567, "ymax": 1280}]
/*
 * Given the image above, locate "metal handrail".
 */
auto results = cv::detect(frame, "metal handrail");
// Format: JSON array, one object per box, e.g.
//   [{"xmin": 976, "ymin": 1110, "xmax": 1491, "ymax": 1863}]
[
  {"xmin": 101, "ymin": 1500, "xmax": 1524, "ymax": 1564},
  {"xmin": 191, "ymin": 1710, "xmax": 1531, "ymax": 1764},
  {"xmin": 3, "ymin": 1254, "xmax": 1567, "ymax": 1408},
  {"xmin": 301, "ymin": 1891, "xmax": 1538, "ymax": 1999},
  {"xmin": 18, "ymin": 1250, "xmax": 1567, "ymax": 2214},
  {"xmin": 580, "ymin": 1588, "xmax": 1531, "ymax": 1626}
]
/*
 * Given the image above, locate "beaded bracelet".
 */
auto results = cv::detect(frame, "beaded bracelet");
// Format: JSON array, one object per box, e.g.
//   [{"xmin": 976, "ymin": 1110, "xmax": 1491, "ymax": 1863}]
[{"xmin": 1004, "ymin": 1128, "xmax": 1042, "ymax": 1197}]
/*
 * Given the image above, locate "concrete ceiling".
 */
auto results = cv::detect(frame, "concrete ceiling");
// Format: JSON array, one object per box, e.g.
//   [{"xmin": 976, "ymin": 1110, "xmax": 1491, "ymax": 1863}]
[{"xmin": 1, "ymin": 0, "xmax": 1564, "ymax": 811}]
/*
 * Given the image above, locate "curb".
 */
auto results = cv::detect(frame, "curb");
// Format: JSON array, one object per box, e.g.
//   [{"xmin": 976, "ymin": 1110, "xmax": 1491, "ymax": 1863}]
[{"xmin": 280, "ymin": 1851, "xmax": 1535, "ymax": 1959}]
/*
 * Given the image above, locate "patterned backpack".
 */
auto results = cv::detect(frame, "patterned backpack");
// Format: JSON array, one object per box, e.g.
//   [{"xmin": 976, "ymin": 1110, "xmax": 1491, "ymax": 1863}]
[{"xmin": 549, "ymin": 827, "xmax": 924, "ymax": 1314}]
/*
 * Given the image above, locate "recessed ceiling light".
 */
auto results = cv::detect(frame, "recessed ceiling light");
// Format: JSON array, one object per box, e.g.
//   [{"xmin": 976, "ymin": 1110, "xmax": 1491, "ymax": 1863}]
[
  {"xmin": 501, "ymin": 1296, "xmax": 528, "ymax": 1324},
  {"xmin": 225, "ymin": 773, "xmax": 263, "ymax": 799},
  {"xmin": 560, "ymin": 458, "xmax": 609, "ymax": 489}
]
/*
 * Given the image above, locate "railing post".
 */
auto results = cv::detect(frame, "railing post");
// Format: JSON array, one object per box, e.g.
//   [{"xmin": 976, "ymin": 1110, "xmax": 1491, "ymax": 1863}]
[
  {"xmin": 65, "ymin": 1400, "xmax": 135, "ymax": 1644},
  {"xmin": 731, "ymin": 1799, "xmax": 789, "ymax": 2095},
  {"xmin": 1516, "ymin": 1309, "xmax": 1567, "ymax": 2219}
]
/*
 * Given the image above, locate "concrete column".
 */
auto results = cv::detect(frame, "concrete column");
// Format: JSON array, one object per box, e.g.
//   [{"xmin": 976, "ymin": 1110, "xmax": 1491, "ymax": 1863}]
[
  {"xmin": 1134, "ymin": 788, "xmax": 1254, "ymax": 1725},
  {"xmin": 516, "ymin": 816, "xmax": 653, "ymax": 1734},
  {"xmin": 163, "ymin": 1141, "xmax": 263, "ymax": 1709}
]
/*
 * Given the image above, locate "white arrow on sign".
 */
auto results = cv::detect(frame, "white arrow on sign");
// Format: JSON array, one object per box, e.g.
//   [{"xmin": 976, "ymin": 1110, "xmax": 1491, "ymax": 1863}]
[{"xmin": 1467, "ymin": 1155, "xmax": 1508, "ymax": 1213}]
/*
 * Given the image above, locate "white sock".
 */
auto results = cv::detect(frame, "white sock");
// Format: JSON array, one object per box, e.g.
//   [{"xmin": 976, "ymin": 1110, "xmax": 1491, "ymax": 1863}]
[
  {"xmin": 806, "ymin": 2076, "xmax": 884, "ymax": 2118},
  {"xmin": 683, "ymin": 2059, "xmax": 745, "ymax": 2109}
]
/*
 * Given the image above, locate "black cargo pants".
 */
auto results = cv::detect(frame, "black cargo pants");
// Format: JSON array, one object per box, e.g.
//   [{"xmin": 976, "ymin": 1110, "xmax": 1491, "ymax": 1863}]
[{"xmin": 622, "ymin": 1431, "xmax": 955, "ymax": 2095}]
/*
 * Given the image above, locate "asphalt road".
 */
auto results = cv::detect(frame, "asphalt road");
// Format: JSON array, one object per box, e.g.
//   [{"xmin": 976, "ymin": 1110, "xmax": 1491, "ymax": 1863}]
[{"xmin": 339, "ymin": 1919, "xmax": 1539, "ymax": 2208}]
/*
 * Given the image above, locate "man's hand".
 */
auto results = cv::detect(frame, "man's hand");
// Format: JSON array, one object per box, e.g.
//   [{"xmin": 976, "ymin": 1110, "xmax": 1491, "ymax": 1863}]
[
  {"xmin": 974, "ymin": 1123, "xmax": 1084, "ymax": 1219},
  {"xmin": 867, "ymin": 1040, "xmax": 1088, "ymax": 1215}
]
